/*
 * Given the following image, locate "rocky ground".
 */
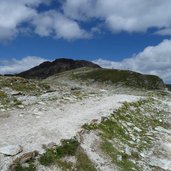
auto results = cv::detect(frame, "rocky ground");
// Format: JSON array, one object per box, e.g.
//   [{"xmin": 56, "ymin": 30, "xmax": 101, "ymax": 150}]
[{"xmin": 0, "ymin": 69, "xmax": 171, "ymax": 171}]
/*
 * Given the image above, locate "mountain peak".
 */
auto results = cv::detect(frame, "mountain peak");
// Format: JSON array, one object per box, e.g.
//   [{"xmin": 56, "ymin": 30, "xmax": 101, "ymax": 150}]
[{"xmin": 17, "ymin": 58, "xmax": 101, "ymax": 79}]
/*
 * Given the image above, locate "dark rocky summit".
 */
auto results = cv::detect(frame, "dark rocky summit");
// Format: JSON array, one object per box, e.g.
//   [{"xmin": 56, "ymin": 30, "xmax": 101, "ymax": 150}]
[{"xmin": 17, "ymin": 58, "xmax": 101, "ymax": 79}]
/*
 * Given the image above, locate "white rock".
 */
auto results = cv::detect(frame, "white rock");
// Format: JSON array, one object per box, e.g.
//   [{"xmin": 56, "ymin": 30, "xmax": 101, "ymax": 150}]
[
  {"xmin": 33, "ymin": 111, "xmax": 43, "ymax": 116},
  {"xmin": 117, "ymin": 155, "xmax": 122, "ymax": 161},
  {"xmin": 37, "ymin": 101, "xmax": 46, "ymax": 105},
  {"xmin": 134, "ymin": 127, "xmax": 141, "ymax": 132},
  {"xmin": 155, "ymin": 126, "xmax": 171, "ymax": 135},
  {"xmin": 0, "ymin": 145, "xmax": 23, "ymax": 156},
  {"xmin": 11, "ymin": 91, "xmax": 22, "ymax": 96},
  {"xmin": 149, "ymin": 157, "xmax": 171, "ymax": 170},
  {"xmin": 17, "ymin": 105, "xmax": 24, "ymax": 109},
  {"xmin": 0, "ymin": 154, "xmax": 13, "ymax": 171},
  {"xmin": 124, "ymin": 145, "xmax": 131, "ymax": 155}
]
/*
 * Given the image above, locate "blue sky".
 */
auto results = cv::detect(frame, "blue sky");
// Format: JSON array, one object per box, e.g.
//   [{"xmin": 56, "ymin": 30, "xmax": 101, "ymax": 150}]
[
  {"xmin": 0, "ymin": 0, "xmax": 171, "ymax": 82},
  {"xmin": 0, "ymin": 30, "xmax": 168, "ymax": 61}
]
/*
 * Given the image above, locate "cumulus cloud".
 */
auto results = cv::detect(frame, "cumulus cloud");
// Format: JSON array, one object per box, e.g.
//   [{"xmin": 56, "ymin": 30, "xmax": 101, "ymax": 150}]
[
  {"xmin": 0, "ymin": 56, "xmax": 46, "ymax": 74},
  {"xmin": 93, "ymin": 39, "xmax": 171, "ymax": 83},
  {"xmin": 62, "ymin": 0, "xmax": 171, "ymax": 33},
  {"xmin": 0, "ymin": 0, "xmax": 40, "ymax": 41},
  {"xmin": 0, "ymin": 0, "xmax": 89, "ymax": 41},
  {"xmin": 32, "ymin": 11, "xmax": 91, "ymax": 40},
  {"xmin": 1, "ymin": 0, "xmax": 171, "ymax": 41}
]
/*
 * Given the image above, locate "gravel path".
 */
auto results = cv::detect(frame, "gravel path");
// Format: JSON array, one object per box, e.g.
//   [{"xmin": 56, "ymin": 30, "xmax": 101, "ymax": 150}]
[{"xmin": 0, "ymin": 94, "xmax": 139, "ymax": 153}]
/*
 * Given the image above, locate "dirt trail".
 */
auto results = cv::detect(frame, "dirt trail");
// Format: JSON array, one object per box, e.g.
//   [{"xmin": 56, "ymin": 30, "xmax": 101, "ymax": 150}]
[{"xmin": 0, "ymin": 94, "xmax": 139, "ymax": 153}]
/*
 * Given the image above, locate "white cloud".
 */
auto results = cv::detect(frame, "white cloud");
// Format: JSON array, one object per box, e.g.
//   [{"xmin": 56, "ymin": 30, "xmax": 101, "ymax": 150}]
[
  {"xmin": 0, "ymin": 0, "xmax": 89, "ymax": 41},
  {"xmin": 0, "ymin": 56, "xmax": 46, "ymax": 74},
  {"xmin": 1, "ymin": 0, "xmax": 171, "ymax": 42},
  {"xmin": 0, "ymin": 0, "xmax": 42, "ymax": 41},
  {"xmin": 62, "ymin": 0, "xmax": 171, "ymax": 33},
  {"xmin": 32, "ymin": 11, "xmax": 91, "ymax": 40},
  {"xmin": 1, "ymin": 0, "xmax": 171, "ymax": 41},
  {"xmin": 93, "ymin": 39, "xmax": 171, "ymax": 83}
]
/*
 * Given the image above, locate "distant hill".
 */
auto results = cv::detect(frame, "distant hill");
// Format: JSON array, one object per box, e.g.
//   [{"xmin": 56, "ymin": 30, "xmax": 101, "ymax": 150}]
[
  {"xmin": 166, "ymin": 84, "xmax": 171, "ymax": 91},
  {"xmin": 17, "ymin": 58, "xmax": 166, "ymax": 90},
  {"xmin": 73, "ymin": 68, "xmax": 166, "ymax": 90},
  {"xmin": 17, "ymin": 58, "xmax": 101, "ymax": 79}
]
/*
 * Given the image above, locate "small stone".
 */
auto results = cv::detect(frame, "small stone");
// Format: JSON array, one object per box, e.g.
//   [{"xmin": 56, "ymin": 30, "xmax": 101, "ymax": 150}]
[
  {"xmin": 17, "ymin": 105, "xmax": 24, "ymax": 109},
  {"xmin": 11, "ymin": 91, "xmax": 23, "ymax": 96},
  {"xmin": 0, "ymin": 145, "xmax": 23, "ymax": 156},
  {"xmin": 33, "ymin": 111, "xmax": 43, "ymax": 116},
  {"xmin": 140, "ymin": 153, "xmax": 145, "ymax": 157},
  {"xmin": 134, "ymin": 127, "xmax": 141, "ymax": 132},
  {"xmin": 124, "ymin": 145, "xmax": 131, "ymax": 155},
  {"xmin": 10, "ymin": 151, "xmax": 38, "ymax": 170},
  {"xmin": 71, "ymin": 87, "xmax": 81, "ymax": 91},
  {"xmin": 14, "ymin": 151, "xmax": 38, "ymax": 164},
  {"xmin": 117, "ymin": 155, "xmax": 122, "ymax": 161},
  {"xmin": 47, "ymin": 142, "xmax": 56, "ymax": 148},
  {"xmin": 42, "ymin": 142, "xmax": 56, "ymax": 149},
  {"xmin": 37, "ymin": 101, "xmax": 46, "ymax": 105},
  {"xmin": 1, "ymin": 109, "xmax": 6, "ymax": 112}
]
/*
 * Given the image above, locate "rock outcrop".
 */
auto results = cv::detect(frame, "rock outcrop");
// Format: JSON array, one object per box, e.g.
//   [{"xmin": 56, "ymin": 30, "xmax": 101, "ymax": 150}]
[{"xmin": 0, "ymin": 145, "xmax": 23, "ymax": 156}]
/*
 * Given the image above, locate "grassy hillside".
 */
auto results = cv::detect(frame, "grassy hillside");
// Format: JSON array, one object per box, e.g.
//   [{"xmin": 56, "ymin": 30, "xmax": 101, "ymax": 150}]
[
  {"xmin": 73, "ymin": 68, "xmax": 165, "ymax": 90},
  {"xmin": 0, "ymin": 76, "xmax": 50, "ymax": 94},
  {"xmin": 0, "ymin": 76, "xmax": 50, "ymax": 108}
]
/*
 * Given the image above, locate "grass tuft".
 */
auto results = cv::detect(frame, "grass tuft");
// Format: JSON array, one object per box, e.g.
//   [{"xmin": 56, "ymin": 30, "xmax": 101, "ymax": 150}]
[{"xmin": 39, "ymin": 138, "xmax": 79, "ymax": 166}]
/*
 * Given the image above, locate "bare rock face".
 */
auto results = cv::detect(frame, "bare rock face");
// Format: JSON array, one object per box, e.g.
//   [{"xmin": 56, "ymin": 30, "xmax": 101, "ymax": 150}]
[
  {"xmin": 17, "ymin": 58, "xmax": 101, "ymax": 79},
  {"xmin": 0, "ymin": 145, "xmax": 23, "ymax": 156}
]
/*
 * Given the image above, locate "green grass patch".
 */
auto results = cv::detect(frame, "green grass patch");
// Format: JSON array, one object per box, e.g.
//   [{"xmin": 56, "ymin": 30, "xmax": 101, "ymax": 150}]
[
  {"xmin": 82, "ymin": 97, "xmax": 167, "ymax": 170},
  {"xmin": 101, "ymin": 140, "xmax": 140, "ymax": 171},
  {"xmin": 0, "ymin": 76, "xmax": 50, "ymax": 95},
  {"xmin": 0, "ymin": 90, "xmax": 10, "ymax": 106},
  {"xmin": 73, "ymin": 68, "xmax": 165, "ymax": 90},
  {"xmin": 39, "ymin": 138, "xmax": 79, "ymax": 166},
  {"xmin": 39, "ymin": 138, "xmax": 96, "ymax": 171},
  {"xmin": 14, "ymin": 162, "xmax": 36, "ymax": 171},
  {"xmin": 75, "ymin": 147, "xmax": 96, "ymax": 171}
]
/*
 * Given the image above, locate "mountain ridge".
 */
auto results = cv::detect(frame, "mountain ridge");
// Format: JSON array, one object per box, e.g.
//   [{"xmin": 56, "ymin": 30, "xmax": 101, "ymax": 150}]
[
  {"xmin": 17, "ymin": 58, "xmax": 101, "ymax": 79},
  {"xmin": 16, "ymin": 58, "xmax": 166, "ymax": 90}
]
